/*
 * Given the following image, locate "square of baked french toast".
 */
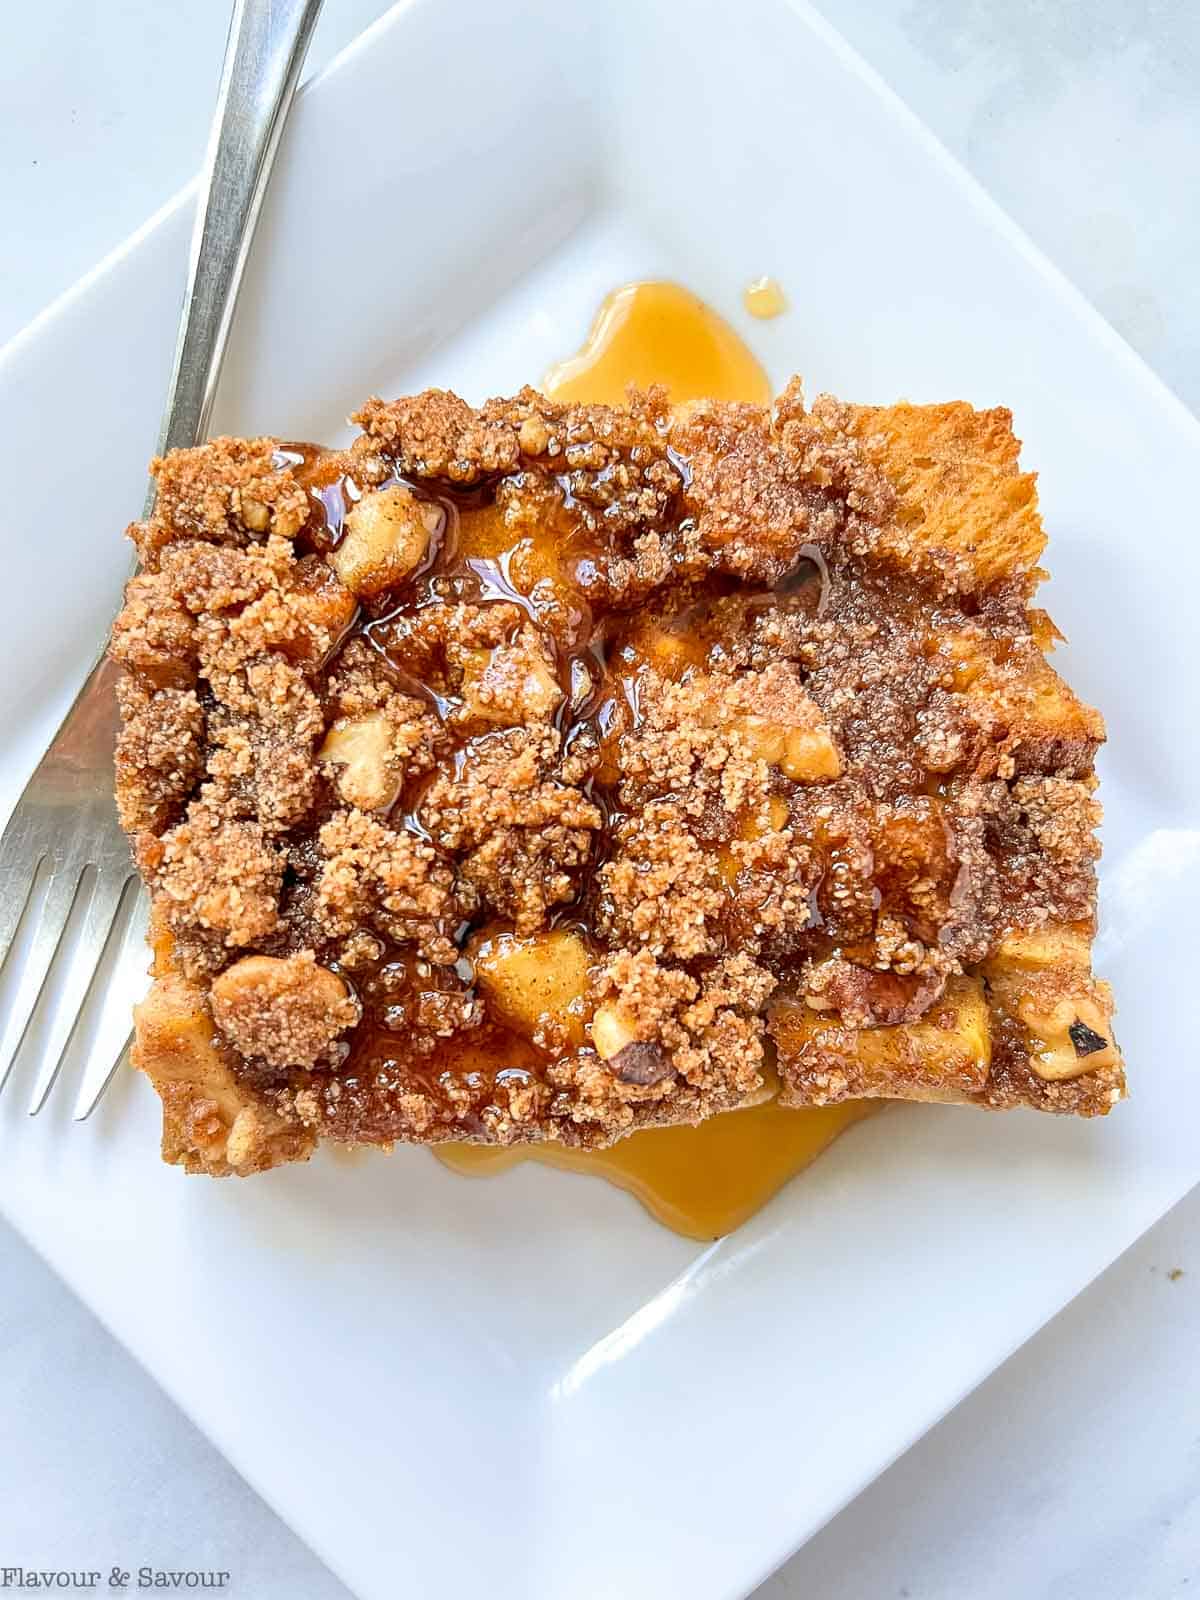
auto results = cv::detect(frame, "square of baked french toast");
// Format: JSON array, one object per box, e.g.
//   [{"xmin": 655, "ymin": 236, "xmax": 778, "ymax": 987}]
[{"xmin": 110, "ymin": 380, "xmax": 1122, "ymax": 1175}]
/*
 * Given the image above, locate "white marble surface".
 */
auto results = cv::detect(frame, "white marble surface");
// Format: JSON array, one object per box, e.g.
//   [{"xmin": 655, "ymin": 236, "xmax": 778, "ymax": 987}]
[{"xmin": 2, "ymin": 2, "xmax": 1198, "ymax": 1594}]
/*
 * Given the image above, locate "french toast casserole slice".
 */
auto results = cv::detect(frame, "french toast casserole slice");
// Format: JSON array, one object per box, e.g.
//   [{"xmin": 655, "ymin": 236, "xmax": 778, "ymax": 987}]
[{"xmin": 108, "ymin": 380, "xmax": 1123, "ymax": 1175}]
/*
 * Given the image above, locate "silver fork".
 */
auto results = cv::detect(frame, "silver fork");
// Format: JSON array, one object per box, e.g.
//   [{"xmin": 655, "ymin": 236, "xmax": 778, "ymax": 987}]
[{"xmin": 0, "ymin": 0, "xmax": 324, "ymax": 1119}]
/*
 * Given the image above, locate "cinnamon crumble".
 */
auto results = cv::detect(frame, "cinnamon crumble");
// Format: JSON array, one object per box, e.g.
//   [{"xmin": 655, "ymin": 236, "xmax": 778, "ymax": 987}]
[{"xmin": 111, "ymin": 380, "xmax": 1123, "ymax": 1174}]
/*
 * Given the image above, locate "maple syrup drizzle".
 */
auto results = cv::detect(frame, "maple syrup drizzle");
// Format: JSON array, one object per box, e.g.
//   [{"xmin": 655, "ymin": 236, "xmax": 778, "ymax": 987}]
[{"xmin": 432, "ymin": 280, "xmax": 873, "ymax": 1238}]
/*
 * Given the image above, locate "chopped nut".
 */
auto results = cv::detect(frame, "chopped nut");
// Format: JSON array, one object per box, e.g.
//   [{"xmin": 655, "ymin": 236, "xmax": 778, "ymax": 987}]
[
  {"xmin": 240, "ymin": 496, "xmax": 271, "ymax": 532},
  {"xmin": 591, "ymin": 1001, "xmax": 639, "ymax": 1061},
  {"xmin": 518, "ymin": 415, "xmax": 550, "ymax": 455},
  {"xmin": 330, "ymin": 484, "xmax": 440, "ymax": 597},
  {"xmin": 982, "ymin": 927, "xmax": 1121, "ymax": 1087},
  {"xmin": 1017, "ymin": 992, "xmax": 1119, "ymax": 1080},
  {"xmin": 227, "ymin": 1104, "xmax": 271, "ymax": 1165},
  {"xmin": 318, "ymin": 712, "xmax": 399, "ymax": 811},
  {"xmin": 1069, "ymin": 1019, "xmax": 1108, "ymax": 1057},
  {"xmin": 804, "ymin": 955, "xmax": 945, "ymax": 1027},
  {"xmin": 608, "ymin": 1041, "xmax": 673, "ymax": 1085}
]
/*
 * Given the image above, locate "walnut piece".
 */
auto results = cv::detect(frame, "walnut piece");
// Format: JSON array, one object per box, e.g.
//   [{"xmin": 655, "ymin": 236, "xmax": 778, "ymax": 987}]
[
  {"xmin": 318, "ymin": 712, "xmax": 400, "ymax": 811},
  {"xmin": 1016, "ymin": 992, "xmax": 1120, "ymax": 1081},
  {"xmin": 607, "ymin": 1041, "xmax": 673, "ymax": 1086},
  {"xmin": 591, "ymin": 1002, "xmax": 640, "ymax": 1061},
  {"xmin": 330, "ymin": 484, "xmax": 440, "ymax": 596}
]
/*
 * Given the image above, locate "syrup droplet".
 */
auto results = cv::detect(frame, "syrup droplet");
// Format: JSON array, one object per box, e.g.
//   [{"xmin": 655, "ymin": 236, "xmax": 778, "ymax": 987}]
[{"xmin": 743, "ymin": 276, "xmax": 788, "ymax": 320}]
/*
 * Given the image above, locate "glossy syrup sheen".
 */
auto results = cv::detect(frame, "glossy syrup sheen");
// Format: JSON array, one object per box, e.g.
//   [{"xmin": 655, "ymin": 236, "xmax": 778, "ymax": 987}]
[
  {"xmin": 436, "ymin": 1091, "xmax": 870, "ymax": 1242},
  {"xmin": 434, "ymin": 280, "xmax": 871, "ymax": 1239},
  {"xmin": 541, "ymin": 279, "xmax": 773, "ymax": 407}
]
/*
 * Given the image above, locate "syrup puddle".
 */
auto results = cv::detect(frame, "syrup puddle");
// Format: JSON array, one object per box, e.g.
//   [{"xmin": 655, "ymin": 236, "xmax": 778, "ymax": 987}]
[
  {"xmin": 436, "ymin": 1092, "xmax": 870, "ymax": 1242},
  {"xmin": 434, "ymin": 279, "xmax": 870, "ymax": 1238},
  {"xmin": 541, "ymin": 279, "xmax": 772, "ymax": 406}
]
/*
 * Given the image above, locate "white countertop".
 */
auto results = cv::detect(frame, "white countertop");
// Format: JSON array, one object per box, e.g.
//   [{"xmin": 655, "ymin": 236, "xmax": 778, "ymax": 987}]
[{"xmin": 2, "ymin": 2, "xmax": 1197, "ymax": 1594}]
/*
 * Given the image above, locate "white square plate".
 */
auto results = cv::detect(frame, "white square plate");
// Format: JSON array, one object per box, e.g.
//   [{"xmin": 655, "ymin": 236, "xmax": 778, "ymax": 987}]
[{"xmin": 2, "ymin": 2, "xmax": 1199, "ymax": 1597}]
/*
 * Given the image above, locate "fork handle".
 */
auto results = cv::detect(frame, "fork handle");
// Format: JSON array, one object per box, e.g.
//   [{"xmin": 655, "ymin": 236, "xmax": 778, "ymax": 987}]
[{"xmin": 154, "ymin": 0, "xmax": 325, "ymax": 470}]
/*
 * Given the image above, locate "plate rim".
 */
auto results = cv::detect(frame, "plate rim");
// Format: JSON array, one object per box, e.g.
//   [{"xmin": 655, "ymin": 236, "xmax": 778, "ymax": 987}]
[{"xmin": 1, "ymin": 3, "xmax": 1197, "ymax": 1598}]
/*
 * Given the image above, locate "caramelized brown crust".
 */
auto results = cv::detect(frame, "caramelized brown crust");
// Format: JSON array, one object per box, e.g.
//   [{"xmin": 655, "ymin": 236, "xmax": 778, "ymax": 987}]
[{"xmin": 111, "ymin": 383, "xmax": 1123, "ymax": 1174}]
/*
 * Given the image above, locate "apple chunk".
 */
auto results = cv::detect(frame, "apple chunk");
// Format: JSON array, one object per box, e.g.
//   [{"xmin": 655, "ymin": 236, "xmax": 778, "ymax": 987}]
[{"xmin": 470, "ymin": 929, "xmax": 590, "ymax": 1046}]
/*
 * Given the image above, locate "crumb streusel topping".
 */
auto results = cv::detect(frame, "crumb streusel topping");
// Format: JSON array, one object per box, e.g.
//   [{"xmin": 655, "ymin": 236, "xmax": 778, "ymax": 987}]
[{"xmin": 110, "ymin": 381, "xmax": 1123, "ymax": 1175}]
